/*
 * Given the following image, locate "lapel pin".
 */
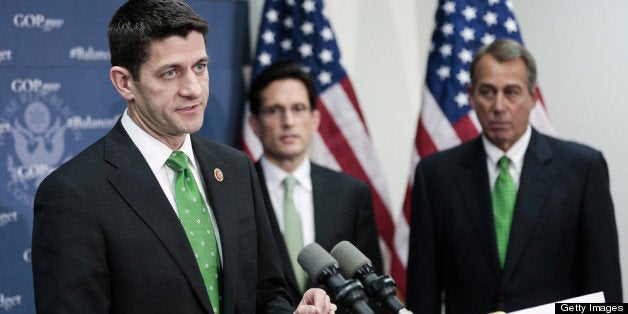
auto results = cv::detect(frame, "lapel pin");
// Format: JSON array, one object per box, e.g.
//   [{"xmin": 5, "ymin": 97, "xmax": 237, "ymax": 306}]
[{"xmin": 214, "ymin": 168, "xmax": 224, "ymax": 182}]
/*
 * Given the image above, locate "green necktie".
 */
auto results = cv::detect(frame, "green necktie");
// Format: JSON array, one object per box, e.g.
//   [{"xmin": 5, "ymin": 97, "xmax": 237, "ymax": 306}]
[
  {"xmin": 492, "ymin": 156, "xmax": 516, "ymax": 268},
  {"xmin": 283, "ymin": 175, "xmax": 307, "ymax": 292},
  {"xmin": 166, "ymin": 151, "xmax": 221, "ymax": 313}
]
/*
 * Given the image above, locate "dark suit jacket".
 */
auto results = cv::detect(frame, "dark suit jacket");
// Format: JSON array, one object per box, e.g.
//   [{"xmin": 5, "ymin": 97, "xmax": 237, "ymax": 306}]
[
  {"xmin": 406, "ymin": 129, "xmax": 622, "ymax": 314},
  {"xmin": 32, "ymin": 121, "xmax": 293, "ymax": 313},
  {"xmin": 255, "ymin": 161, "xmax": 383, "ymax": 306}
]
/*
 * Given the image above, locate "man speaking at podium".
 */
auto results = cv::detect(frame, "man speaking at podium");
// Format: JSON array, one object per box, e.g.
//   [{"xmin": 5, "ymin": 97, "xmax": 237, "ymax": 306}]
[{"xmin": 31, "ymin": 0, "xmax": 335, "ymax": 313}]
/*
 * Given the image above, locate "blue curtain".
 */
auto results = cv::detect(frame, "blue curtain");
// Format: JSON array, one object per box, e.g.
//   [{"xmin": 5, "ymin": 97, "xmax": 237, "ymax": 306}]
[{"xmin": 0, "ymin": 1, "xmax": 249, "ymax": 312}]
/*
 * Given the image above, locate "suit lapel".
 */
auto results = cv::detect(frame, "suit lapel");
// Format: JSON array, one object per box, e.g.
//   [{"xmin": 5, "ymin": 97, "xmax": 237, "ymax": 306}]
[
  {"xmin": 501, "ymin": 130, "xmax": 555, "ymax": 287},
  {"xmin": 104, "ymin": 123, "xmax": 213, "ymax": 313},
  {"xmin": 312, "ymin": 164, "xmax": 336, "ymax": 249},
  {"xmin": 457, "ymin": 138, "xmax": 501, "ymax": 276}
]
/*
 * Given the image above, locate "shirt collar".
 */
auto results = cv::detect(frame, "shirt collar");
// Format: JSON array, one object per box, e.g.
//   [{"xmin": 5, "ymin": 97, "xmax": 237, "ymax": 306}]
[
  {"xmin": 260, "ymin": 156, "xmax": 312, "ymax": 192},
  {"xmin": 121, "ymin": 109, "xmax": 195, "ymax": 171},
  {"xmin": 482, "ymin": 124, "xmax": 531, "ymax": 172}
]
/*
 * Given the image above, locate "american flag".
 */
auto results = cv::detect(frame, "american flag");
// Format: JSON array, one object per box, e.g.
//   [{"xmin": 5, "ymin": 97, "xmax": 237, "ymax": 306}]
[
  {"xmin": 242, "ymin": 0, "xmax": 398, "ymax": 274},
  {"xmin": 392, "ymin": 0, "xmax": 555, "ymax": 296}
]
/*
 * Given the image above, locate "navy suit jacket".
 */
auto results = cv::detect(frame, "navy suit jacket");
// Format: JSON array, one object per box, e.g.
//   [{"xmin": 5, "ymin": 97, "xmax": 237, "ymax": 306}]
[
  {"xmin": 255, "ymin": 161, "xmax": 383, "ymax": 306},
  {"xmin": 32, "ymin": 121, "xmax": 293, "ymax": 313},
  {"xmin": 406, "ymin": 128, "xmax": 622, "ymax": 313}
]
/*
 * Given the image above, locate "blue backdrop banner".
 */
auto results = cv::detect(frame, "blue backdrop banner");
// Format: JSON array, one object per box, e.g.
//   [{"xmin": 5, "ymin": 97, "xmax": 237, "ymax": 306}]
[{"xmin": 0, "ymin": 1, "xmax": 249, "ymax": 312}]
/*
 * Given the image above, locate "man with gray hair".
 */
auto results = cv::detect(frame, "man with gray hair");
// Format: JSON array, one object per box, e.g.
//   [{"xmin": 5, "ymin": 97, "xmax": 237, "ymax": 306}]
[{"xmin": 406, "ymin": 38, "xmax": 622, "ymax": 313}]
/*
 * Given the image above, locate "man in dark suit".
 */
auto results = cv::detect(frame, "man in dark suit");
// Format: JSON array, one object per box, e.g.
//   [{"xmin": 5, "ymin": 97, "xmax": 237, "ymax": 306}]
[
  {"xmin": 247, "ymin": 60, "xmax": 383, "ymax": 306},
  {"xmin": 406, "ymin": 39, "xmax": 622, "ymax": 313},
  {"xmin": 31, "ymin": 1, "xmax": 335, "ymax": 313}
]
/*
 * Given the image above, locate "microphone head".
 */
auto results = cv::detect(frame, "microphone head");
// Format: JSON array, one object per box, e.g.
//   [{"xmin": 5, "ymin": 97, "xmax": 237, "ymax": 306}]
[
  {"xmin": 330, "ymin": 241, "xmax": 371, "ymax": 279},
  {"xmin": 298, "ymin": 242, "xmax": 338, "ymax": 281}
]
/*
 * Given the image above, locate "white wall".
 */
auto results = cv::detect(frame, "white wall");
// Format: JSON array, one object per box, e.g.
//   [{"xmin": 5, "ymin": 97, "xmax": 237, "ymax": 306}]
[{"xmin": 248, "ymin": 0, "xmax": 628, "ymax": 300}]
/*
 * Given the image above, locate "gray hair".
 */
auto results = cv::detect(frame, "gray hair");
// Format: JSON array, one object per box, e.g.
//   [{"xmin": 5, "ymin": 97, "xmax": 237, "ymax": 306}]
[{"xmin": 470, "ymin": 38, "xmax": 537, "ymax": 93}]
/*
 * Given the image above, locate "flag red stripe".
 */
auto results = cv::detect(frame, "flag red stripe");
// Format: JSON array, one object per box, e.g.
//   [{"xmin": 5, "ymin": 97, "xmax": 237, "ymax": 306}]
[
  {"xmin": 339, "ymin": 78, "xmax": 369, "ymax": 130},
  {"xmin": 416, "ymin": 119, "xmax": 439, "ymax": 158},
  {"xmin": 452, "ymin": 114, "xmax": 480, "ymax": 142},
  {"xmin": 241, "ymin": 142, "xmax": 253, "ymax": 160},
  {"xmin": 316, "ymin": 101, "xmax": 396, "ymax": 245},
  {"xmin": 402, "ymin": 184, "xmax": 413, "ymax": 222},
  {"xmin": 390, "ymin": 249, "xmax": 407, "ymax": 297}
]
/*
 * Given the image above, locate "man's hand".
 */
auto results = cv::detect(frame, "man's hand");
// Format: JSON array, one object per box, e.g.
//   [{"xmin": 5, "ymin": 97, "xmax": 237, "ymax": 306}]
[{"xmin": 294, "ymin": 288, "xmax": 337, "ymax": 314}]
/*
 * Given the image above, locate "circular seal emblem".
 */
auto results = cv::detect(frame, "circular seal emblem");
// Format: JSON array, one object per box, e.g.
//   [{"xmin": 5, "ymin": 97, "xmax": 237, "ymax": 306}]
[{"xmin": 0, "ymin": 93, "xmax": 76, "ymax": 208}]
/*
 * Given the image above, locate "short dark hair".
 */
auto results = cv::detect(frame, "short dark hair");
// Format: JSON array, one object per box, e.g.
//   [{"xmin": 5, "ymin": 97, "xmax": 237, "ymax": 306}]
[
  {"xmin": 470, "ymin": 38, "xmax": 537, "ymax": 93},
  {"xmin": 248, "ymin": 59, "xmax": 317, "ymax": 116},
  {"xmin": 108, "ymin": 0, "xmax": 209, "ymax": 80}
]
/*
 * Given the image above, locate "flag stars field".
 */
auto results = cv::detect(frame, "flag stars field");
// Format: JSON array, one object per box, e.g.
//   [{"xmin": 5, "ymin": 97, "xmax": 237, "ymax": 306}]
[
  {"xmin": 460, "ymin": 27, "xmax": 475, "ymax": 42},
  {"xmin": 301, "ymin": 0, "xmax": 316, "ymax": 13},
  {"xmin": 439, "ymin": 44, "xmax": 453, "ymax": 57},
  {"xmin": 454, "ymin": 92, "xmax": 469, "ymax": 107},
  {"xmin": 320, "ymin": 27, "xmax": 333, "ymax": 41},
  {"xmin": 462, "ymin": 6, "xmax": 477, "ymax": 21},
  {"xmin": 258, "ymin": 52, "xmax": 272, "ymax": 66},
  {"xmin": 281, "ymin": 39, "xmax": 292, "ymax": 51},
  {"xmin": 458, "ymin": 49, "xmax": 473, "ymax": 63},
  {"xmin": 284, "ymin": 17, "xmax": 294, "ymax": 28},
  {"xmin": 442, "ymin": 1, "xmax": 456, "ymax": 15},
  {"xmin": 456, "ymin": 69, "xmax": 470, "ymax": 85},
  {"xmin": 266, "ymin": 9, "xmax": 279, "ymax": 22},
  {"xmin": 300, "ymin": 22, "xmax": 314, "ymax": 35},
  {"xmin": 441, "ymin": 23, "xmax": 454, "ymax": 36},
  {"xmin": 484, "ymin": 11, "xmax": 498, "ymax": 26},
  {"xmin": 318, "ymin": 49, "xmax": 333, "ymax": 63},
  {"xmin": 298, "ymin": 43, "xmax": 313, "ymax": 58},
  {"xmin": 437, "ymin": 66, "xmax": 451, "ymax": 80},
  {"xmin": 504, "ymin": 18, "xmax": 518, "ymax": 33},
  {"xmin": 262, "ymin": 30, "xmax": 275, "ymax": 44},
  {"xmin": 317, "ymin": 71, "xmax": 331, "ymax": 85},
  {"xmin": 482, "ymin": 33, "xmax": 496, "ymax": 45}
]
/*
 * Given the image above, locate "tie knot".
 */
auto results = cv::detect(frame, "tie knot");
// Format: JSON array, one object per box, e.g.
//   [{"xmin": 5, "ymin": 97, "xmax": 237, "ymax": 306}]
[
  {"xmin": 166, "ymin": 151, "xmax": 189, "ymax": 172},
  {"xmin": 498, "ymin": 156, "xmax": 510, "ymax": 172},
  {"xmin": 283, "ymin": 175, "xmax": 297, "ymax": 194}
]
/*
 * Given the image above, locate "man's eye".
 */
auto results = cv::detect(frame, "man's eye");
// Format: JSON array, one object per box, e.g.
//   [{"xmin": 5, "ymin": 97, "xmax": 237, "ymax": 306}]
[
  {"xmin": 294, "ymin": 104, "xmax": 307, "ymax": 112},
  {"xmin": 505, "ymin": 89, "xmax": 520, "ymax": 96},
  {"xmin": 163, "ymin": 70, "xmax": 177, "ymax": 78},
  {"xmin": 262, "ymin": 107, "xmax": 279, "ymax": 115},
  {"xmin": 480, "ymin": 89, "xmax": 494, "ymax": 96},
  {"xmin": 195, "ymin": 64, "xmax": 207, "ymax": 72}
]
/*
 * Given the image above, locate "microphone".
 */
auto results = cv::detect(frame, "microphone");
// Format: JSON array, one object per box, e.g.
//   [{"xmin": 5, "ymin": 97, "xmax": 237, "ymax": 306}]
[
  {"xmin": 297, "ymin": 242, "xmax": 374, "ymax": 314},
  {"xmin": 331, "ymin": 241, "xmax": 411, "ymax": 314}
]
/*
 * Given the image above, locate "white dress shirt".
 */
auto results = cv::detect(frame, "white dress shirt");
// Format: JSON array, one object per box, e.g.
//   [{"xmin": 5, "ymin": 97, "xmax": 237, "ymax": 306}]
[
  {"xmin": 121, "ymin": 110, "xmax": 223, "ymax": 260},
  {"xmin": 260, "ymin": 156, "xmax": 315, "ymax": 247},
  {"xmin": 483, "ymin": 124, "xmax": 532, "ymax": 192}
]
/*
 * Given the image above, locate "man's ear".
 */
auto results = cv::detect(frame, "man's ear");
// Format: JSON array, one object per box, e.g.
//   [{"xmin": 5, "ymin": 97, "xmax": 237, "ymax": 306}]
[
  {"xmin": 467, "ymin": 84, "xmax": 476, "ymax": 109},
  {"xmin": 248, "ymin": 114, "xmax": 262, "ymax": 138},
  {"xmin": 531, "ymin": 84, "xmax": 539, "ymax": 102},
  {"xmin": 311, "ymin": 109, "xmax": 321, "ymax": 131},
  {"xmin": 109, "ymin": 66, "xmax": 135, "ymax": 101}
]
